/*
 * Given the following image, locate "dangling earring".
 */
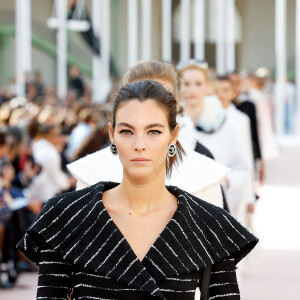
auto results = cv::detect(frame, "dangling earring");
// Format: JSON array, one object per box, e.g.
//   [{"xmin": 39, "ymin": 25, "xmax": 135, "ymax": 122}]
[
  {"xmin": 110, "ymin": 142, "xmax": 118, "ymax": 155},
  {"xmin": 167, "ymin": 143, "xmax": 177, "ymax": 157}
]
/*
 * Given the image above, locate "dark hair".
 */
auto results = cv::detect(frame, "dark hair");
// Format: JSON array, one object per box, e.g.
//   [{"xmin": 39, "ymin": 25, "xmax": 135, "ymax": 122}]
[
  {"xmin": 27, "ymin": 118, "xmax": 56, "ymax": 139},
  {"xmin": 0, "ymin": 129, "xmax": 7, "ymax": 146},
  {"xmin": 73, "ymin": 126, "xmax": 109, "ymax": 161},
  {"xmin": 122, "ymin": 60, "xmax": 180, "ymax": 101},
  {"xmin": 216, "ymin": 75, "xmax": 232, "ymax": 83},
  {"xmin": 111, "ymin": 80, "xmax": 185, "ymax": 177}
]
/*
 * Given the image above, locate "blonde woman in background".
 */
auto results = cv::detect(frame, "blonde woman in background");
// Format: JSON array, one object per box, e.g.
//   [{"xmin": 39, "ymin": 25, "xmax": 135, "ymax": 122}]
[{"xmin": 177, "ymin": 60, "xmax": 252, "ymax": 221}]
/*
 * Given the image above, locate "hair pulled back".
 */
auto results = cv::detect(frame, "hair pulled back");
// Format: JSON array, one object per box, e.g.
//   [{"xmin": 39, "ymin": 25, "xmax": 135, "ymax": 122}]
[
  {"xmin": 177, "ymin": 60, "xmax": 210, "ymax": 82},
  {"xmin": 122, "ymin": 60, "xmax": 180, "ymax": 101},
  {"xmin": 111, "ymin": 80, "xmax": 185, "ymax": 177},
  {"xmin": 27, "ymin": 118, "xmax": 56, "ymax": 139}
]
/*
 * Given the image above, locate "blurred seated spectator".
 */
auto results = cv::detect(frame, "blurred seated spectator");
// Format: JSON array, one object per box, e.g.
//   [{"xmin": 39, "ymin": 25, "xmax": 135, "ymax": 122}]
[
  {"xmin": 32, "ymin": 71, "xmax": 45, "ymax": 103},
  {"xmin": 69, "ymin": 65, "xmax": 85, "ymax": 99},
  {"xmin": 0, "ymin": 130, "xmax": 35, "ymax": 288},
  {"xmin": 27, "ymin": 119, "xmax": 76, "ymax": 204},
  {"xmin": 66, "ymin": 107, "xmax": 98, "ymax": 161},
  {"xmin": 73, "ymin": 124, "xmax": 110, "ymax": 161}
]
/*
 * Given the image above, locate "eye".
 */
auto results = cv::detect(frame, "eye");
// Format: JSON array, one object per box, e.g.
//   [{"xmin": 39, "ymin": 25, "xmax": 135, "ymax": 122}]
[
  {"xmin": 119, "ymin": 130, "xmax": 133, "ymax": 135},
  {"xmin": 148, "ymin": 130, "xmax": 162, "ymax": 135},
  {"xmin": 196, "ymin": 81, "xmax": 202, "ymax": 86}
]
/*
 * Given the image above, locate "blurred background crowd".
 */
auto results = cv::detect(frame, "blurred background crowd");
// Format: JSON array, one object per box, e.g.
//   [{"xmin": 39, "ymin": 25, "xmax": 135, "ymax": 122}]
[
  {"xmin": 0, "ymin": 62, "xmax": 296, "ymax": 289},
  {"xmin": 0, "ymin": 0, "xmax": 300, "ymax": 299}
]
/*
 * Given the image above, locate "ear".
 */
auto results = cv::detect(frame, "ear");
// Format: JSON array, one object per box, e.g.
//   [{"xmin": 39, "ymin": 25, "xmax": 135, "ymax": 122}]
[
  {"xmin": 170, "ymin": 124, "xmax": 180, "ymax": 144},
  {"xmin": 108, "ymin": 122, "xmax": 115, "ymax": 143}
]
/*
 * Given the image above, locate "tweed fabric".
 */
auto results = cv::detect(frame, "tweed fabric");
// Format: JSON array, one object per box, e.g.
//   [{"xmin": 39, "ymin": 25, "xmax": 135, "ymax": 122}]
[{"xmin": 17, "ymin": 181, "xmax": 258, "ymax": 299}]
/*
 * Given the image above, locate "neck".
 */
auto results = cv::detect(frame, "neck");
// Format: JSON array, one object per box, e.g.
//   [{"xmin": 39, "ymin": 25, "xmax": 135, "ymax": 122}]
[
  {"xmin": 115, "ymin": 169, "xmax": 173, "ymax": 215},
  {"xmin": 233, "ymin": 95, "xmax": 240, "ymax": 105},
  {"xmin": 222, "ymin": 101, "xmax": 232, "ymax": 109},
  {"xmin": 184, "ymin": 98, "xmax": 205, "ymax": 125}
]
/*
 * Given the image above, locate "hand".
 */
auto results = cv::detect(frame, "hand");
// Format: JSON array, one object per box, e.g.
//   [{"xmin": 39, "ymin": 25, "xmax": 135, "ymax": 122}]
[
  {"xmin": 3, "ymin": 165, "xmax": 15, "ymax": 185},
  {"xmin": 259, "ymin": 159, "xmax": 265, "ymax": 184},
  {"xmin": 68, "ymin": 175, "xmax": 77, "ymax": 187},
  {"xmin": 247, "ymin": 203, "xmax": 255, "ymax": 214},
  {"xmin": 27, "ymin": 200, "xmax": 43, "ymax": 215},
  {"xmin": 224, "ymin": 177, "xmax": 230, "ymax": 188},
  {"xmin": 23, "ymin": 160, "xmax": 39, "ymax": 179}
]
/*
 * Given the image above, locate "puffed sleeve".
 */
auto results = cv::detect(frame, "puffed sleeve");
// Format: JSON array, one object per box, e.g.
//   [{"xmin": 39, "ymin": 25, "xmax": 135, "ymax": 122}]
[
  {"xmin": 16, "ymin": 193, "xmax": 75, "ymax": 299},
  {"xmin": 36, "ymin": 247, "xmax": 73, "ymax": 299}
]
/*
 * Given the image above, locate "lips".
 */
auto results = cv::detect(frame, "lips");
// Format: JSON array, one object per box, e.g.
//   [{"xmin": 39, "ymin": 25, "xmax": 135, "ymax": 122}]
[{"xmin": 131, "ymin": 158, "xmax": 150, "ymax": 161}]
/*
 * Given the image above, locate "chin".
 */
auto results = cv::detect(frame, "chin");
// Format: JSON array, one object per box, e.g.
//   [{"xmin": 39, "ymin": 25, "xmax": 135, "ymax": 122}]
[
  {"xmin": 125, "ymin": 167, "xmax": 153, "ymax": 180},
  {"xmin": 186, "ymin": 98, "xmax": 200, "ymax": 106}
]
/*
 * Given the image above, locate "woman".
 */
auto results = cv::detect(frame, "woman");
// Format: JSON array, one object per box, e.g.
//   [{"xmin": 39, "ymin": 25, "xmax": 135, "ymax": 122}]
[
  {"xmin": 216, "ymin": 76, "xmax": 256, "ymax": 225},
  {"xmin": 67, "ymin": 61, "xmax": 229, "ymax": 208},
  {"xmin": 27, "ymin": 120, "xmax": 75, "ymax": 204},
  {"xmin": 241, "ymin": 72, "xmax": 279, "ymax": 161},
  {"xmin": 18, "ymin": 81, "xmax": 258, "ymax": 299},
  {"xmin": 177, "ymin": 60, "xmax": 252, "ymax": 221}
]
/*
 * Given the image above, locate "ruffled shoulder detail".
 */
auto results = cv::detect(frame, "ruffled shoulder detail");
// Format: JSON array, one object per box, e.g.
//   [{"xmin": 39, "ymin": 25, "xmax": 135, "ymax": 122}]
[
  {"xmin": 18, "ymin": 182, "xmax": 258, "ymax": 280},
  {"xmin": 171, "ymin": 186, "xmax": 258, "ymax": 265},
  {"xmin": 67, "ymin": 147, "xmax": 123, "ymax": 186},
  {"xmin": 17, "ymin": 182, "xmax": 106, "ymax": 265},
  {"xmin": 67, "ymin": 147, "xmax": 230, "ymax": 196}
]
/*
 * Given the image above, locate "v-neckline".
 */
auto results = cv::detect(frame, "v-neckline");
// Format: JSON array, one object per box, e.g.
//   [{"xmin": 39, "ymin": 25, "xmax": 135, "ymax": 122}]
[{"xmin": 99, "ymin": 184, "xmax": 181, "ymax": 264}]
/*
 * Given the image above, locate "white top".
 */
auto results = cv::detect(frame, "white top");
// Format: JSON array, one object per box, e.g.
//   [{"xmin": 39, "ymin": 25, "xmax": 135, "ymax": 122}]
[
  {"xmin": 195, "ymin": 113, "xmax": 252, "ymax": 215},
  {"xmin": 177, "ymin": 115, "xmax": 198, "ymax": 150},
  {"xmin": 28, "ymin": 139, "xmax": 70, "ymax": 202},
  {"xmin": 226, "ymin": 105, "xmax": 256, "ymax": 206},
  {"xmin": 66, "ymin": 122, "xmax": 92, "ymax": 160},
  {"xmin": 226, "ymin": 104, "xmax": 254, "ymax": 171},
  {"xmin": 248, "ymin": 88, "xmax": 279, "ymax": 160},
  {"xmin": 67, "ymin": 146, "xmax": 229, "ymax": 207},
  {"xmin": 67, "ymin": 116, "xmax": 230, "ymax": 208}
]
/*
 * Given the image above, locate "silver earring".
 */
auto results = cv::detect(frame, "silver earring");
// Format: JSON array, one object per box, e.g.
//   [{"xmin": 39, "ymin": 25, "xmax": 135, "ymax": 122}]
[
  {"xmin": 110, "ymin": 142, "xmax": 118, "ymax": 155},
  {"xmin": 167, "ymin": 143, "xmax": 177, "ymax": 157}
]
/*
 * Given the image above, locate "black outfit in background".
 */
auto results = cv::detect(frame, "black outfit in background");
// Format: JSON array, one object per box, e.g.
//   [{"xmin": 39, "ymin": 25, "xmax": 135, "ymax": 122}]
[
  {"xmin": 70, "ymin": 77, "xmax": 85, "ymax": 98},
  {"xmin": 234, "ymin": 100, "xmax": 262, "ymax": 161},
  {"xmin": 17, "ymin": 181, "xmax": 258, "ymax": 300},
  {"xmin": 194, "ymin": 142, "xmax": 214, "ymax": 160}
]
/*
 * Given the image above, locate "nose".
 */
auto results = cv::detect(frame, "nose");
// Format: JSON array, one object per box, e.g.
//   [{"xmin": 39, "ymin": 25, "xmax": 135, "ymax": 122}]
[{"xmin": 134, "ymin": 136, "xmax": 146, "ymax": 152}]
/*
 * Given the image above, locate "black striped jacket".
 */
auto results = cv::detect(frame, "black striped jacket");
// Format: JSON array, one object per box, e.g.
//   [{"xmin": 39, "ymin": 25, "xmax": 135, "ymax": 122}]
[{"xmin": 17, "ymin": 181, "xmax": 258, "ymax": 300}]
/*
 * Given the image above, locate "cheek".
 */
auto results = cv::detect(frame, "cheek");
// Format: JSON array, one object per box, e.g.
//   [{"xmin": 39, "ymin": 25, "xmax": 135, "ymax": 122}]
[
  {"xmin": 198, "ymin": 84, "xmax": 206, "ymax": 93},
  {"xmin": 153, "ymin": 137, "xmax": 168, "ymax": 152},
  {"xmin": 182, "ymin": 86, "xmax": 192, "ymax": 96},
  {"xmin": 150, "ymin": 136, "xmax": 170, "ymax": 164},
  {"xmin": 115, "ymin": 135, "xmax": 169, "ymax": 162},
  {"xmin": 114, "ymin": 137, "xmax": 131, "ymax": 157}
]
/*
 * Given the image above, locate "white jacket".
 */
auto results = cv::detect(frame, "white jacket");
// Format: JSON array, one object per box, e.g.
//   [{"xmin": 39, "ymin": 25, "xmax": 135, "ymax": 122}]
[
  {"xmin": 195, "ymin": 99, "xmax": 252, "ymax": 218},
  {"xmin": 28, "ymin": 139, "xmax": 70, "ymax": 202},
  {"xmin": 67, "ymin": 116, "xmax": 230, "ymax": 208}
]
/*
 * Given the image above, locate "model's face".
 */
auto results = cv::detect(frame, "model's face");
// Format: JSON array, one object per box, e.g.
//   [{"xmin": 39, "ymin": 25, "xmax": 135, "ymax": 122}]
[
  {"xmin": 241, "ymin": 78, "xmax": 253, "ymax": 93},
  {"xmin": 0, "ymin": 145, "xmax": 8, "ymax": 158},
  {"xmin": 180, "ymin": 69, "xmax": 209, "ymax": 106},
  {"xmin": 217, "ymin": 81, "xmax": 234, "ymax": 108},
  {"xmin": 110, "ymin": 99, "xmax": 178, "ymax": 181},
  {"xmin": 46, "ymin": 127, "xmax": 60, "ymax": 148}
]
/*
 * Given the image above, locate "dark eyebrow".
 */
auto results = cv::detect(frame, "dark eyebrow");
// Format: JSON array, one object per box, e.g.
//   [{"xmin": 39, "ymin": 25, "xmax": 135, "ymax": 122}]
[
  {"xmin": 117, "ymin": 122, "xmax": 135, "ymax": 129},
  {"xmin": 116, "ymin": 122, "xmax": 165, "ymax": 130},
  {"xmin": 145, "ymin": 123, "xmax": 165, "ymax": 130}
]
